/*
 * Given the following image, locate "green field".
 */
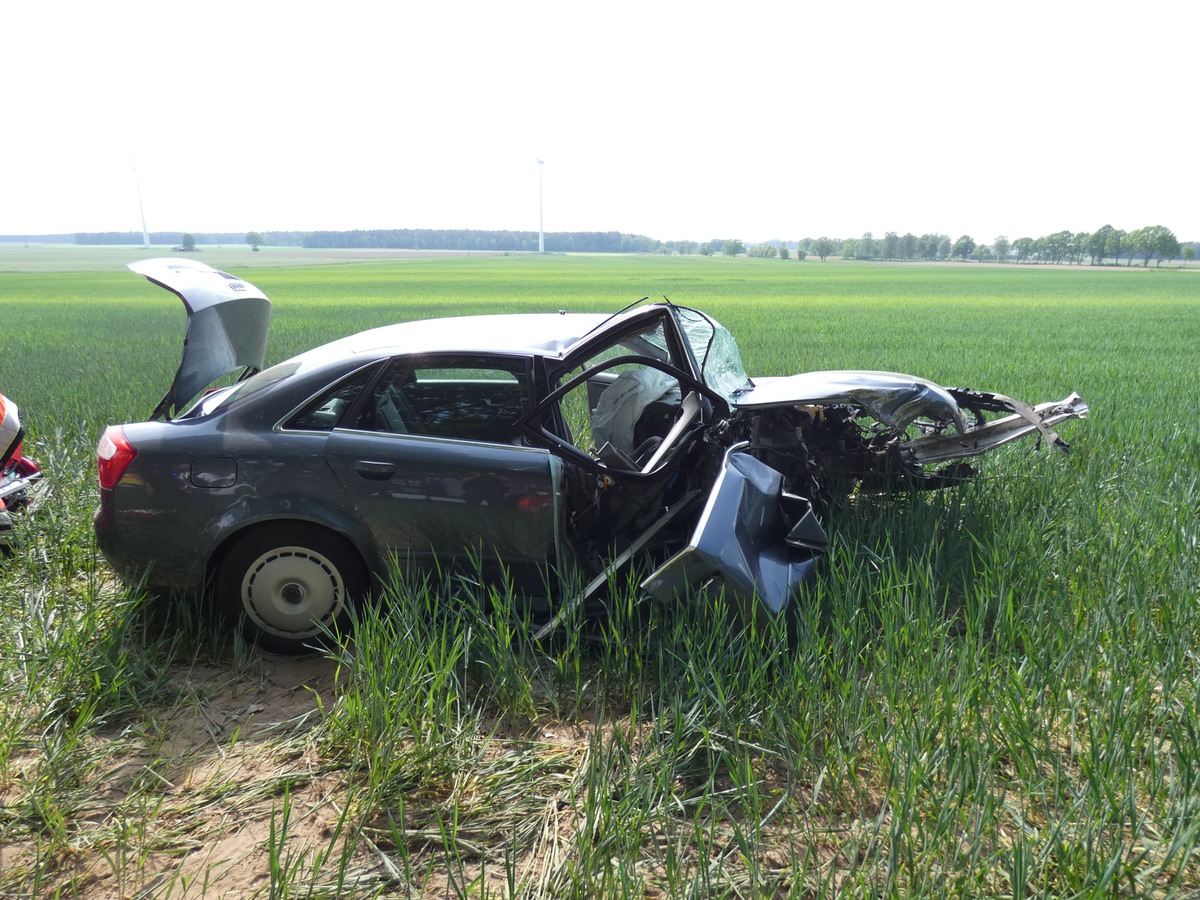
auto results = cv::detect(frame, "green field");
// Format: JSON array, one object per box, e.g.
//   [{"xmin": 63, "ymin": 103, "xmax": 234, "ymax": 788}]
[{"xmin": 1, "ymin": 251, "xmax": 1198, "ymax": 897}]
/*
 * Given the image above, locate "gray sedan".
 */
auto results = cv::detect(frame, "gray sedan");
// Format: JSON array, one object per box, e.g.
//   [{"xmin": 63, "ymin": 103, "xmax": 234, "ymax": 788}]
[{"xmin": 95, "ymin": 259, "xmax": 1087, "ymax": 652}]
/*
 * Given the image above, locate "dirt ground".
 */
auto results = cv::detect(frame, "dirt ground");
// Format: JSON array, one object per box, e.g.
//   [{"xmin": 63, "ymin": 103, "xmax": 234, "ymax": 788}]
[{"xmin": 2, "ymin": 654, "xmax": 386, "ymax": 898}]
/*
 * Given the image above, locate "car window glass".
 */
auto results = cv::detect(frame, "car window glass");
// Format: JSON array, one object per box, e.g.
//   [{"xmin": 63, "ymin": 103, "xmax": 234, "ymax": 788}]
[
  {"xmin": 283, "ymin": 368, "xmax": 374, "ymax": 432},
  {"xmin": 553, "ymin": 319, "xmax": 685, "ymax": 464},
  {"xmin": 360, "ymin": 356, "xmax": 531, "ymax": 444},
  {"xmin": 188, "ymin": 361, "xmax": 301, "ymax": 417},
  {"xmin": 580, "ymin": 319, "xmax": 673, "ymax": 368},
  {"xmin": 675, "ymin": 307, "xmax": 753, "ymax": 401}
]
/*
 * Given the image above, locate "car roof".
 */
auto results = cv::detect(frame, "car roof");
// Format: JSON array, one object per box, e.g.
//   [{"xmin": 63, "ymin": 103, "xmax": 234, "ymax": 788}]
[{"xmin": 291, "ymin": 307, "xmax": 661, "ymax": 366}]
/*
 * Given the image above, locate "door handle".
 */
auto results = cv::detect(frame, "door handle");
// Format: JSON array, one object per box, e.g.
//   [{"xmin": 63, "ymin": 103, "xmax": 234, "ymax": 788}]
[{"xmin": 354, "ymin": 460, "xmax": 396, "ymax": 480}]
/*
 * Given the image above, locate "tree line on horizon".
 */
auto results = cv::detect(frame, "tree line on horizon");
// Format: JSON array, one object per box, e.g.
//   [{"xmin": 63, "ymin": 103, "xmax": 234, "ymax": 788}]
[
  {"xmin": 10, "ymin": 223, "xmax": 1191, "ymax": 266},
  {"xmin": 780, "ymin": 225, "xmax": 1190, "ymax": 267}
]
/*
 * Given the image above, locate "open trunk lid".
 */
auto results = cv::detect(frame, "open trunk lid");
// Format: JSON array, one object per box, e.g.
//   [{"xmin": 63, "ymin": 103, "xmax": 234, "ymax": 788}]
[{"xmin": 128, "ymin": 258, "xmax": 271, "ymax": 419}]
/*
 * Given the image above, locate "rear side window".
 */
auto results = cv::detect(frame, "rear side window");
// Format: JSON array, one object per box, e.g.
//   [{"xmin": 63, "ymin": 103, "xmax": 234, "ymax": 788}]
[{"xmin": 283, "ymin": 368, "xmax": 375, "ymax": 432}]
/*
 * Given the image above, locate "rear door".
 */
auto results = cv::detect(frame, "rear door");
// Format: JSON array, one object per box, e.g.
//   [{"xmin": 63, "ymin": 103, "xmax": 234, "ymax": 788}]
[{"xmin": 322, "ymin": 354, "xmax": 562, "ymax": 597}]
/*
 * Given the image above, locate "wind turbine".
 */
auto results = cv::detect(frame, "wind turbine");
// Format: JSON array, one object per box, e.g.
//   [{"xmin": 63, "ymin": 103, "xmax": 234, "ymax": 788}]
[
  {"xmin": 132, "ymin": 162, "xmax": 150, "ymax": 248},
  {"xmin": 536, "ymin": 158, "xmax": 544, "ymax": 253}
]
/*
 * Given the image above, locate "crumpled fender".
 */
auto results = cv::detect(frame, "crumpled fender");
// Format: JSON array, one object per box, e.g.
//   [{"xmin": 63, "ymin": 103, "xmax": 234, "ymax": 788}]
[
  {"xmin": 642, "ymin": 443, "xmax": 826, "ymax": 617},
  {"xmin": 736, "ymin": 370, "xmax": 967, "ymax": 433}
]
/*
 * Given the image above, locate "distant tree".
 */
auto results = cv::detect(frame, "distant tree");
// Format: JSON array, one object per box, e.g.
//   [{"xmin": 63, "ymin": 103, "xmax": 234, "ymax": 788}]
[
  {"xmin": 1072, "ymin": 231, "xmax": 1090, "ymax": 264},
  {"xmin": 937, "ymin": 236, "xmax": 952, "ymax": 259},
  {"xmin": 1127, "ymin": 227, "xmax": 1149, "ymax": 266},
  {"xmin": 1087, "ymin": 225, "xmax": 1114, "ymax": 265},
  {"xmin": 1184, "ymin": 247, "xmax": 1196, "ymax": 264},
  {"xmin": 882, "ymin": 231, "xmax": 899, "ymax": 260},
  {"xmin": 811, "ymin": 236, "xmax": 835, "ymax": 261},
  {"xmin": 1042, "ymin": 230, "xmax": 1073, "ymax": 264},
  {"xmin": 841, "ymin": 239, "xmax": 860, "ymax": 260},
  {"xmin": 1063, "ymin": 232, "xmax": 1079, "ymax": 264},
  {"xmin": 1127, "ymin": 226, "xmax": 1176, "ymax": 267},
  {"xmin": 973, "ymin": 243, "xmax": 991, "ymax": 262},
  {"xmin": 1129, "ymin": 225, "xmax": 1180, "ymax": 267},
  {"xmin": 722, "ymin": 239, "xmax": 746, "ymax": 257},
  {"xmin": 698, "ymin": 243, "xmax": 714, "ymax": 256},
  {"xmin": 181, "ymin": 233, "xmax": 196, "ymax": 251},
  {"xmin": 1123, "ymin": 226, "xmax": 1152, "ymax": 266},
  {"xmin": 900, "ymin": 232, "xmax": 917, "ymax": 259},
  {"xmin": 1013, "ymin": 237, "xmax": 1034, "ymax": 263},
  {"xmin": 747, "ymin": 243, "xmax": 777, "ymax": 258},
  {"xmin": 794, "ymin": 247, "xmax": 807, "ymax": 260},
  {"xmin": 952, "ymin": 235, "xmax": 975, "ymax": 260},
  {"xmin": 1104, "ymin": 227, "xmax": 1127, "ymax": 265},
  {"xmin": 993, "ymin": 235, "xmax": 1010, "ymax": 262},
  {"xmin": 246, "ymin": 231, "xmax": 265, "ymax": 251},
  {"xmin": 1124, "ymin": 231, "xmax": 1141, "ymax": 266},
  {"xmin": 779, "ymin": 243, "xmax": 789, "ymax": 260},
  {"xmin": 1068, "ymin": 231, "xmax": 1086, "ymax": 264},
  {"xmin": 858, "ymin": 232, "xmax": 876, "ymax": 260},
  {"xmin": 1152, "ymin": 226, "xmax": 1180, "ymax": 266}
]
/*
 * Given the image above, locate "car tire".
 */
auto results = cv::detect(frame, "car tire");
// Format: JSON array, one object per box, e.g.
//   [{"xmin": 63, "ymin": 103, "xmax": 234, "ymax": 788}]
[{"xmin": 215, "ymin": 523, "xmax": 368, "ymax": 654}]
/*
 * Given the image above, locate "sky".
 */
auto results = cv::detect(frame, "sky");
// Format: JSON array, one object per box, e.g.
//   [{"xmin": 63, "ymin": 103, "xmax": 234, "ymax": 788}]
[{"xmin": 3, "ymin": 1, "xmax": 1196, "ymax": 244}]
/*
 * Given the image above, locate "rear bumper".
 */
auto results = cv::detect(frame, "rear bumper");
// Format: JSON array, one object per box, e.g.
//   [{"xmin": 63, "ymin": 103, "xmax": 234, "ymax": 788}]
[{"xmin": 94, "ymin": 492, "xmax": 201, "ymax": 595}]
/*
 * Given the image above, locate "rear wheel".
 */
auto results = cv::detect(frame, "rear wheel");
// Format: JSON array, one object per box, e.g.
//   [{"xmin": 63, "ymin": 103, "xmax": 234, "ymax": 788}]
[{"xmin": 215, "ymin": 524, "xmax": 367, "ymax": 653}]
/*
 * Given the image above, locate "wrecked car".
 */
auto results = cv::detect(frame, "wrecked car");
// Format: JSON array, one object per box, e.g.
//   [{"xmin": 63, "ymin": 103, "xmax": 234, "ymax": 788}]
[
  {"xmin": 1, "ymin": 391, "xmax": 43, "ymax": 552},
  {"xmin": 94, "ymin": 259, "xmax": 1088, "ymax": 652}
]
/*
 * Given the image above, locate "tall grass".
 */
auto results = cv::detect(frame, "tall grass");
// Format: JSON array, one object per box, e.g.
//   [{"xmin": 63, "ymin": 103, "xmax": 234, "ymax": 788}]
[{"xmin": 0, "ymin": 253, "xmax": 1196, "ymax": 896}]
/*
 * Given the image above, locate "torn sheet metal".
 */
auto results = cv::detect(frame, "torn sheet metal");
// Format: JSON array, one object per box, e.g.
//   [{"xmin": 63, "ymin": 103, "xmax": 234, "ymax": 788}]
[
  {"xmin": 905, "ymin": 392, "xmax": 1089, "ymax": 464},
  {"xmin": 736, "ymin": 370, "xmax": 968, "ymax": 434},
  {"xmin": 642, "ymin": 443, "xmax": 826, "ymax": 616}
]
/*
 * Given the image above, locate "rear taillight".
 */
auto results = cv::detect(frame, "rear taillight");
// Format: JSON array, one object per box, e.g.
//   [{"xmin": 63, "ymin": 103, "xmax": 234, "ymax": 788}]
[{"xmin": 97, "ymin": 427, "xmax": 137, "ymax": 490}]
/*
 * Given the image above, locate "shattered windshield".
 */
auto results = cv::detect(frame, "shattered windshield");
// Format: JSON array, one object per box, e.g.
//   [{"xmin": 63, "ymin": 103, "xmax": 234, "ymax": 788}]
[{"xmin": 675, "ymin": 307, "xmax": 753, "ymax": 402}]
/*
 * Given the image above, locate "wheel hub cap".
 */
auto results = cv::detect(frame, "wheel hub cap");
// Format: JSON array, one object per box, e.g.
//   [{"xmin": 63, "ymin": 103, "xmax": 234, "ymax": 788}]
[{"xmin": 241, "ymin": 547, "xmax": 344, "ymax": 639}]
